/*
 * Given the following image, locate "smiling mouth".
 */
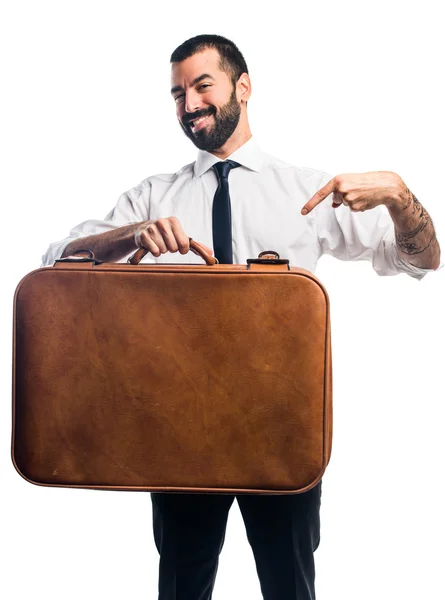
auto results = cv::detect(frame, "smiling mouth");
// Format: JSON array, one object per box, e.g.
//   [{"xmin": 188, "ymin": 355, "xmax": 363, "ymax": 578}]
[{"xmin": 188, "ymin": 114, "xmax": 212, "ymax": 133}]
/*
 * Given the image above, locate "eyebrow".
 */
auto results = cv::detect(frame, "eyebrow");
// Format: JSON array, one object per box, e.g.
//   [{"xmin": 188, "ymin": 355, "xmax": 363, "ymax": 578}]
[{"xmin": 171, "ymin": 73, "xmax": 216, "ymax": 95}]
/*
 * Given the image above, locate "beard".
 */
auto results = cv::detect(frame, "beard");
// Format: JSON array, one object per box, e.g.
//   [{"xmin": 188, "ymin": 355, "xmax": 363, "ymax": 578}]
[{"xmin": 180, "ymin": 89, "xmax": 241, "ymax": 151}]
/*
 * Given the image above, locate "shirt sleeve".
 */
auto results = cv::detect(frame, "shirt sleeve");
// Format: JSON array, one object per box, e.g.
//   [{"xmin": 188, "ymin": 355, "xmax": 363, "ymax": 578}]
[
  {"xmin": 41, "ymin": 180, "xmax": 151, "ymax": 266},
  {"xmin": 314, "ymin": 171, "xmax": 443, "ymax": 281}
]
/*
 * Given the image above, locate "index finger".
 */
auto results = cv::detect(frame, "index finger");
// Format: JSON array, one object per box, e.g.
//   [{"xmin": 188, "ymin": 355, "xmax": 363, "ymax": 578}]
[{"xmin": 301, "ymin": 178, "xmax": 336, "ymax": 215}]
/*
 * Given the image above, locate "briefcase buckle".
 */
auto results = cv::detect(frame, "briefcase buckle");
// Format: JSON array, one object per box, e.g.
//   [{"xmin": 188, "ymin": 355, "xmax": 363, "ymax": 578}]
[{"xmin": 247, "ymin": 250, "xmax": 290, "ymax": 268}]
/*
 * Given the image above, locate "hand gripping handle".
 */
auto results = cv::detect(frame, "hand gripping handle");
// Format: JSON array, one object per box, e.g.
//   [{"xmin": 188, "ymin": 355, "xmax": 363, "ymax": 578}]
[{"xmin": 127, "ymin": 238, "xmax": 218, "ymax": 266}]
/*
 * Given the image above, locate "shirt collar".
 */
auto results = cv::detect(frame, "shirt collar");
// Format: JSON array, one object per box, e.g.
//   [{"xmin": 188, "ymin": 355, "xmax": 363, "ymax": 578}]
[{"xmin": 193, "ymin": 136, "xmax": 264, "ymax": 178}]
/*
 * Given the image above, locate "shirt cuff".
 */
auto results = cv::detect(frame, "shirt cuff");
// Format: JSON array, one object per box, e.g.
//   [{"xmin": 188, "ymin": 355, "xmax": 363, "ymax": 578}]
[
  {"xmin": 41, "ymin": 239, "xmax": 72, "ymax": 266},
  {"xmin": 392, "ymin": 243, "xmax": 444, "ymax": 281}
]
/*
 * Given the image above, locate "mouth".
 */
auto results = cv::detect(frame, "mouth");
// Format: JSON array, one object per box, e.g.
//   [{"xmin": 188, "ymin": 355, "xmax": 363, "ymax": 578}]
[{"xmin": 188, "ymin": 113, "xmax": 213, "ymax": 133}]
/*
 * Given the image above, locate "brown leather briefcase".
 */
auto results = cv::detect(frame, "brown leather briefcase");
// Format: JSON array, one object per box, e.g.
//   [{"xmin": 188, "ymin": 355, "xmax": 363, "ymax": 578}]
[{"xmin": 12, "ymin": 241, "xmax": 332, "ymax": 495}]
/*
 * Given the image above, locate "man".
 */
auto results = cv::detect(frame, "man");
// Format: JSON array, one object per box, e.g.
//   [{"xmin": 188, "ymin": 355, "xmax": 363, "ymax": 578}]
[{"xmin": 43, "ymin": 34, "xmax": 441, "ymax": 600}]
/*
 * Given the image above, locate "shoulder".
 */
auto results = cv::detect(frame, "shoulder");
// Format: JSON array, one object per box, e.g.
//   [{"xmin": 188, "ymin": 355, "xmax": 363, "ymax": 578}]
[
  {"xmin": 261, "ymin": 151, "xmax": 332, "ymax": 185},
  {"xmin": 147, "ymin": 161, "xmax": 195, "ymax": 183},
  {"xmin": 123, "ymin": 161, "xmax": 195, "ymax": 197}
]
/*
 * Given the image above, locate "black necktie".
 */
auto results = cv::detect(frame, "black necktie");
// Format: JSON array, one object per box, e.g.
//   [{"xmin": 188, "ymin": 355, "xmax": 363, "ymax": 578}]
[{"xmin": 212, "ymin": 160, "xmax": 240, "ymax": 264}]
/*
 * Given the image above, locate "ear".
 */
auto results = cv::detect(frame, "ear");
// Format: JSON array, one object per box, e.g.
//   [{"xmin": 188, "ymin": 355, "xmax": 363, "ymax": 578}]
[{"xmin": 236, "ymin": 73, "xmax": 251, "ymax": 104}]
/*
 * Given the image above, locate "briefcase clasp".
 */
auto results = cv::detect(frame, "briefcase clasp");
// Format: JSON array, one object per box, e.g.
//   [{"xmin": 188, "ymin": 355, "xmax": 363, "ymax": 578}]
[{"xmin": 247, "ymin": 251, "xmax": 290, "ymax": 269}]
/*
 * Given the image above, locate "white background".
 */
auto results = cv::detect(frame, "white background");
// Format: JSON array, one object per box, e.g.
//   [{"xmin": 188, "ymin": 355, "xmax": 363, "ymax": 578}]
[{"xmin": 1, "ymin": 1, "xmax": 444, "ymax": 598}]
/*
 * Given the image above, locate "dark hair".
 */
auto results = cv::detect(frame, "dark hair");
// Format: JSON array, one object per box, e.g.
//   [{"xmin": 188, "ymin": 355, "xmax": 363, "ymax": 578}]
[{"xmin": 170, "ymin": 34, "xmax": 248, "ymax": 86}]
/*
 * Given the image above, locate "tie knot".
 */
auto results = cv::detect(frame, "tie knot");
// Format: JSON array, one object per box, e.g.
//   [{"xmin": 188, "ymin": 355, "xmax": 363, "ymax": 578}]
[{"xmin": 212, "ymin": 160, "xmax": 240, "ymax": 180}]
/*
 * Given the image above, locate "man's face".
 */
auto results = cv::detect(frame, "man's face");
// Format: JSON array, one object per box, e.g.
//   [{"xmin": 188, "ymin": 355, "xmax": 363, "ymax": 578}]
[{"xmin": 171, "ymin": 48, "xmax": 242, "ymax": 151}]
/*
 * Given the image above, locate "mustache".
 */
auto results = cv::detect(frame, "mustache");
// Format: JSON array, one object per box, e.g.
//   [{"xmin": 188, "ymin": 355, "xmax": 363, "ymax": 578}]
[{"xmin": 182, "ymin": 108, "xmax": 215, "ymax": 127}]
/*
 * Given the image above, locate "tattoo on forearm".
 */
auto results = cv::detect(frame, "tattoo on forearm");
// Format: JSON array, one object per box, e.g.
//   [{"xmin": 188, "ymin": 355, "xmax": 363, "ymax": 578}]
[
  {"xmin": 396, "ymin": 230, "xmax": 436, "ymax": 255},
  {"xmin": 396, "ymin": 189, "xmax": 436, "ymax": 255},
  {"xmin": 401, "ymin": 187, "xmax": 422, "ymax": 215},
  {"xmin": 401, "ymin": 187, "xmax": 412, "ymax": 211}
]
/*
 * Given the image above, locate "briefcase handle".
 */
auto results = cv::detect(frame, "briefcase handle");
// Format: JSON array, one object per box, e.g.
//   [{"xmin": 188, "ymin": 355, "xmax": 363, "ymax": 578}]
[{"xmin": 128, "ymin": 238, "xmax": 218, "ymax": 266}]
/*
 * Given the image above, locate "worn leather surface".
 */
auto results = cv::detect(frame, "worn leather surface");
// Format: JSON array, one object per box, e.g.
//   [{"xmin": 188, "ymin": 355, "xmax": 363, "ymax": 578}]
[{"xmin": 12, "ymin": 261, "xmax": 332, "ymax": 494}]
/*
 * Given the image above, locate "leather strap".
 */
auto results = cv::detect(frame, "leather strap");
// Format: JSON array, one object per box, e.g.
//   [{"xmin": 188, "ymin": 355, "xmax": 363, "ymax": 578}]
[{"xmin": 128, "ymin": 238, "xmax": 218, "ymax": 266}]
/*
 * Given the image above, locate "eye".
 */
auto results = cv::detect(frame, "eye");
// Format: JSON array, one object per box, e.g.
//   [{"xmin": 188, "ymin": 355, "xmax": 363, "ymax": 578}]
[
  {"xmin": 174, "ymin": 93, "xmax": 185, "ymax": 102},
  {"xmin": 198, "ymin": 84, "xmax": 211, "ymax": 90}
]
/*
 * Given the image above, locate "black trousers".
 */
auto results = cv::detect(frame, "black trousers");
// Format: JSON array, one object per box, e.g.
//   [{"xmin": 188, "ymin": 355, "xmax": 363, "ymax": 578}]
[{"xmin": 150, "ymin": 480, "xmax": 322, "ymax": 600}]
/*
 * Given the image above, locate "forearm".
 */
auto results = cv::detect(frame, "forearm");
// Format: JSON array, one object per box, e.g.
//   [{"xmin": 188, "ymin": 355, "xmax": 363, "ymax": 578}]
[
  {"xmin": 386, "ymin": 181, "xmax": 441, "ymax": 270},
  {"xmin": 61, "ymin": 222, "xmax": 148, "ymax": 262}
]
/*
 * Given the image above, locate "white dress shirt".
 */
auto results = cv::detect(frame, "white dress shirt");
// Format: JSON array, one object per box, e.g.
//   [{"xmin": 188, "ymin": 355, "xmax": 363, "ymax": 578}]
[{"xmin": 42, "ymin": 137, "xmax": 440, "ymax": 280}]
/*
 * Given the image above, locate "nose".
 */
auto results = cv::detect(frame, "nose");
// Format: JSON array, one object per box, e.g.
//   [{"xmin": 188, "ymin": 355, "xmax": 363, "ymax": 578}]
[{"xmin": 184, "ymin": 88, "xmax": 204, "ymax": 114}]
